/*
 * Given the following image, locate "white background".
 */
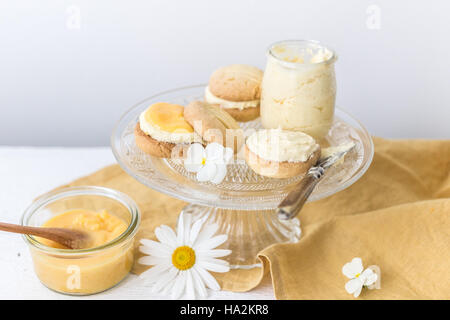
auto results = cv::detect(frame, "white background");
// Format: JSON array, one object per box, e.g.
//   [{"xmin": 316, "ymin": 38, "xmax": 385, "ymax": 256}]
[{"xmin": 0, "ymin": 0, "xmax": 449, "ymax": 146}]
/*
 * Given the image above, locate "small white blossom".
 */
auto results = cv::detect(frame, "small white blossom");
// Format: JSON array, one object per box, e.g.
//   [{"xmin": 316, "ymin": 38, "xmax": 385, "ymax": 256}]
[
  {"xmin": 342, "ymin": 257, "xmax": 378, "ymax": 298},
  {"xmin": 184, "ymin": 143, "xmax": 233, "ymax": 184}
]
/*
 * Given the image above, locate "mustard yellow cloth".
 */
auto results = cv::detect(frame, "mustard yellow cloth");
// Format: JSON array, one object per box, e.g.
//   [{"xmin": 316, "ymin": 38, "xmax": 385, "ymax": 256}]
[{"xmin": 58, "ymin": 137, "xmax": 450, "ymax": 299}]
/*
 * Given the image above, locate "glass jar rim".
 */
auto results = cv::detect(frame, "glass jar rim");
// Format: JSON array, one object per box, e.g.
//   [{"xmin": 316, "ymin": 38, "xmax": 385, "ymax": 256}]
[
  {"xmin": 21, "ymin": 186, "xmax": 141, "ymax": 256},
  {"xmin": 267, "ymin": 39, "xmax": 337, "ymax": 67}
]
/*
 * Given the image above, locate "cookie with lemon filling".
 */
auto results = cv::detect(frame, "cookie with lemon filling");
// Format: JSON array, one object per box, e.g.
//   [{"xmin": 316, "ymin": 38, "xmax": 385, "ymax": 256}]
[
  {"xmin": 135, "ymin": 102, "xmax": 202, "ymax": 158},
  {"xmin": 205, "ymin": 64, "xmax": 263, "ymax": 122}
]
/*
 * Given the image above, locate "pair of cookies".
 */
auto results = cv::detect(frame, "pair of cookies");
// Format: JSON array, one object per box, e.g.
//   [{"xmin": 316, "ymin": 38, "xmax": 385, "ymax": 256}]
[
  {"xmin": 205, "ymin": 64, "xmax": 263, "ymax": 122},
  {"xmin": 135, "ymin": 101, "xmax": 243, "ymax": 158}
]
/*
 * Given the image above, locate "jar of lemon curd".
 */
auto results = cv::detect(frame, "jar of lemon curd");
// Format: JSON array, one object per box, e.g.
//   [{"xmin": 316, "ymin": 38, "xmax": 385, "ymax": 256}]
[
  {"xmin": 260, "ymin": 40, "xmax": 337, "ymax": 140},
  {"xmin": 21, "ymin": 186, "xmax": 140, "ymax": 295}
]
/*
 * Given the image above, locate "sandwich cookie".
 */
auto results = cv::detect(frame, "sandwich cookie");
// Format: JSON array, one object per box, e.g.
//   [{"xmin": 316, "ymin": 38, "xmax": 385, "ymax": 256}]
[
  {"xmin": 245, "ymin": 129, "xmax": 321, "ymax": 179},
  {"xmin": 205, "ymin": 64, "xmax": 263, "ymax": 122},
  {"xmin": 135, "ymin": 102, "xmax": 202, "ymax": 158}
]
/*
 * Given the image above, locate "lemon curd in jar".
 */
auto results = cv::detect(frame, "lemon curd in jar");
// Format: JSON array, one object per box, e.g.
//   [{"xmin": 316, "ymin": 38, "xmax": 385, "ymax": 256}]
[
  {"xmin": 22, "ymin": 187, "xmax": 140, "ymax": 296},
  {"xmin": 39, "ymin": 209, "xmax": 128, "ymax": 249},
  {"xmin": 30, "ymin": 209, "xmax": 134, "ymax": 295},
  {"xmin": 260, "ymin": 40, "xmax": 337, "ymax": 140}
]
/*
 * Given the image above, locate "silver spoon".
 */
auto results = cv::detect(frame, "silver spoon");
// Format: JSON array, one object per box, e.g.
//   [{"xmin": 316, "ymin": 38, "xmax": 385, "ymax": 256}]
[{"xmin": 276, "ymin": 142, "xmax": 355, "ymax": 220}]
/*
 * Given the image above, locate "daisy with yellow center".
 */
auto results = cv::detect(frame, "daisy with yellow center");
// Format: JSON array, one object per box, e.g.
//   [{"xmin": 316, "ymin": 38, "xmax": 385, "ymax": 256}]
[{"xmin": 138, "ymin": 212, "xmax": 231, "ymax": 299}]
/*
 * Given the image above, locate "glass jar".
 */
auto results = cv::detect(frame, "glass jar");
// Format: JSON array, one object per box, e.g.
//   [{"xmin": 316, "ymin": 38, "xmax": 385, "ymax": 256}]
[
  {"xmin": 21, "ymin": 186, "xmax": 140, "ymax": 295},
  {"xmin": 260, "ymin": 40, "xmax": 337, "ymax": 140}
]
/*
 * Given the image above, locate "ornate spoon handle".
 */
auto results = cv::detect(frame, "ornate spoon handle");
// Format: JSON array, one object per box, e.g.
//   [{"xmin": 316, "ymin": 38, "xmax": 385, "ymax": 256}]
[{"xmin": 276, "ymin": 166, "xmax": 325, "ymax": 220}]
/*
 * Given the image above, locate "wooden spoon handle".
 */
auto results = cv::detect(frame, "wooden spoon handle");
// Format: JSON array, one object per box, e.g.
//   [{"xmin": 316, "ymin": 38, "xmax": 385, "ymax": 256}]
[
  {"xmin": 0, "ymin": 222, "xmax": 90, "ymax": 249},
  {"xmin": 0, "ymin": 222, "xmax": 75, "ymax": 248},
  {"xmin": 0, "ymin": 222, "xmax": 52, "ymax": 238}
]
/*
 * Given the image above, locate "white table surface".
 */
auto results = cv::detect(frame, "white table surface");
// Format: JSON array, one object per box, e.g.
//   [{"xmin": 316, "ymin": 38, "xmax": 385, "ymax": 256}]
[{"xmin": 0, "ymin": 146, "xmax": 274, "ymax": 300}]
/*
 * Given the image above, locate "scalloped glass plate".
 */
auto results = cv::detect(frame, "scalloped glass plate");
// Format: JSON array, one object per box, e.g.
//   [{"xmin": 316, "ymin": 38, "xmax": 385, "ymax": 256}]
[{"xmin": 111, "ymin": 85, "xmax": 373, "ymax": 210}]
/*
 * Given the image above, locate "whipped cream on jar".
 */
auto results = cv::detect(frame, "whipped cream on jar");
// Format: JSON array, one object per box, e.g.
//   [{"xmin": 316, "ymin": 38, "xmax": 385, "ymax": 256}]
[
  {"xmin": 246, "ymin": 129, "xmax": 319, "ymax": 163},
  {"xmin": 260, "ymin": 40, "xmax": 337, "ymax": 140}
]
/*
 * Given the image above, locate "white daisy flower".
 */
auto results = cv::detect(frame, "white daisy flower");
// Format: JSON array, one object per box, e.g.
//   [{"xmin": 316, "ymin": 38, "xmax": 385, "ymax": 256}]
[
  {"xmin": 342, "ymin": 257, "xmax": 378, "ymax": 298},
  {"xmin": 184, "ymin": 142, "xmax": 233, "ymax": 184},
  {"xmin": 138, "ymin": 212, "xmax": 231, "ymax": 299}
]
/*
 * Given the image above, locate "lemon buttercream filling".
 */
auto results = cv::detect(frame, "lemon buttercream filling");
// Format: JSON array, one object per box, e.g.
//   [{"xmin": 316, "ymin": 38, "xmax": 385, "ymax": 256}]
[
  {"xmin": 205, "ymin": 86, "xmax": 259, "ymax": 110},
  {"xmin": 246, "ymin": 129, "xmax": 319, "ymax": 163},
  {"xmin": 139, "ymin": 102, "xmax": 202, "ymax": 144}
]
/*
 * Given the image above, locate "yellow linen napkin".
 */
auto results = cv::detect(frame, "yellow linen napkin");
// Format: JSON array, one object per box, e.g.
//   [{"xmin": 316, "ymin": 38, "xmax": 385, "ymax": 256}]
[{"xmin": 56, "ymin": 137, "xmax": 450, "ymax": 299}]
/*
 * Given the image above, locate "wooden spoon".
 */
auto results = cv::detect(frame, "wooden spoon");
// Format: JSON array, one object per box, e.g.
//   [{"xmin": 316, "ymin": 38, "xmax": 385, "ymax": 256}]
[{"xmin": 0, "ymin": 222, "xmax": 90, "ymax": 249}]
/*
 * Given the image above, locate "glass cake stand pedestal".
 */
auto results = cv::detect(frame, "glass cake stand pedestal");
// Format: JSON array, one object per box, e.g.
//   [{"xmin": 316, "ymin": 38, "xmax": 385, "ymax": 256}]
[{"xmin": 111, "ymin": 85, "xmax": 374, "ymax": 269}]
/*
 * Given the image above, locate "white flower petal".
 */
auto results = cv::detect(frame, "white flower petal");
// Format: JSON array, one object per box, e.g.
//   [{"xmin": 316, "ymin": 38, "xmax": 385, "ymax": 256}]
[
  {"xmin": 183, "ymin": 213, "xmax": 193, "ymax": 244},
  {"xmin": 185, "ymin": 270, "xmax": 196, "ymax": 299},
  {"xmin": 361, "ymin": 268, "xmax": 378, "ymax": 286},
  {"xmin": 140, "ymin": 238, "xmax": 166, "ymax": 248},
  {"xmin": 210, "ymin": 164, "xmax": 227, "ymax": 184},
  {"xmin": 358, "ymin": 269, "xmax": 369, "ymax": 283},
  {"xmin": 158, "ymin": 225, "xmax": 178, "ymax": 247},
  {"xmin": 195, "ymin": 234, "xmax": 228, "ymax": 251},
  {"xmin": 191, "ymin": 267, "xmax": 208, "ymax": 298},
  {"xmin": 205, "ymin": 142, "xmax": 225, "ymax": 162},
  {"xmin": 184, "ymin": 162, "xmax": 204, "ymax": 173},
  {"xmin": 197, "ymin": 162, "xmax": 217, "ymax": 182},
  {"xmin": 185, "ymin": 144, "xmax": 206, "ymax": 172},
  {"xmin": 197, "ymin": 249, "xmax": 232, "ymax": 258},
  {"xmin": 155, "ymin": 226, "xmax": 177, "ymax": 247},
  {"xmin": 342, "ymin": 257, "xmax": 364, "ymax": 279},
  {"xmin": 197, "ymin": 259, "xmax": 230, "ymax": 273},
  {"xmin": 177, "ymin": 213, "xmax": 185, "ymax": 245},
  {"xmin": 345, "ymin": 278, "xmax": 363, "ymax": 297},
  {"xmin": 188, "ymin": 143, "xmax": 206, "ymax": 159},
  {"xmin": 161, "ymin": 277, "xmax": 176, "ymax": 296},
  {"xmin": 193, "ymin": 223, "xmax": 219, "ymax": 248},
  {"xmin": 139, "ymin": 263, "xmax": 172, "ymax": 283},
  {"xmin": 171, "ymin": 271, "xmax": 187, "ymax": 299},
  {"xmin": 199, "ymin": 257, "xmax": 229, "ymax": 266},
  {"xmin": 353, "ymin": 285, "xmax": 363, "ymax": 298},
  {"xmin": 194, "ymin": 266, "xmax": 221, "ymax": 291},
  {"xmin": 198, "ymin": 257, "xmax": 230, "ymax": 271},
  {"xmin": 138, "ymin": 255, "xmax": 168, "ymax": 266},
  {"xmin": 188, "ymin": 219, "xmax": 204, "ymax": 247},
  {"xmin": 151, "ymin": 267, "xmax": 179, "ymax": 294},
  {"xmin": 139, "ymin": 241, "xmax": 172, "ymax": 258}
]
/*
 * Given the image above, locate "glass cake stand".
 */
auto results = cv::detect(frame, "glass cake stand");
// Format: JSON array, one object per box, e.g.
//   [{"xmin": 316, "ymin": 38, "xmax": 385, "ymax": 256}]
[{"xmin": 111, "ymin": 85, "xmax": 374, "ymax": 269}]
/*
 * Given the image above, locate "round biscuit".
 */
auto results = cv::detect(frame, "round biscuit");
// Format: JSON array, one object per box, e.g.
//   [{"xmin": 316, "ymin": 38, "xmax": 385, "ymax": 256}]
[
  {"xmin": 244, "ymin": 145, "xmax": 321, "ymax": 179},
  {"xmin": 209, "ymin": 64, "xmax": 263, "ymax": 102},
  {"xmin": 134, "ymin": 122, "xmax": 186, "ymax": 158}
]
